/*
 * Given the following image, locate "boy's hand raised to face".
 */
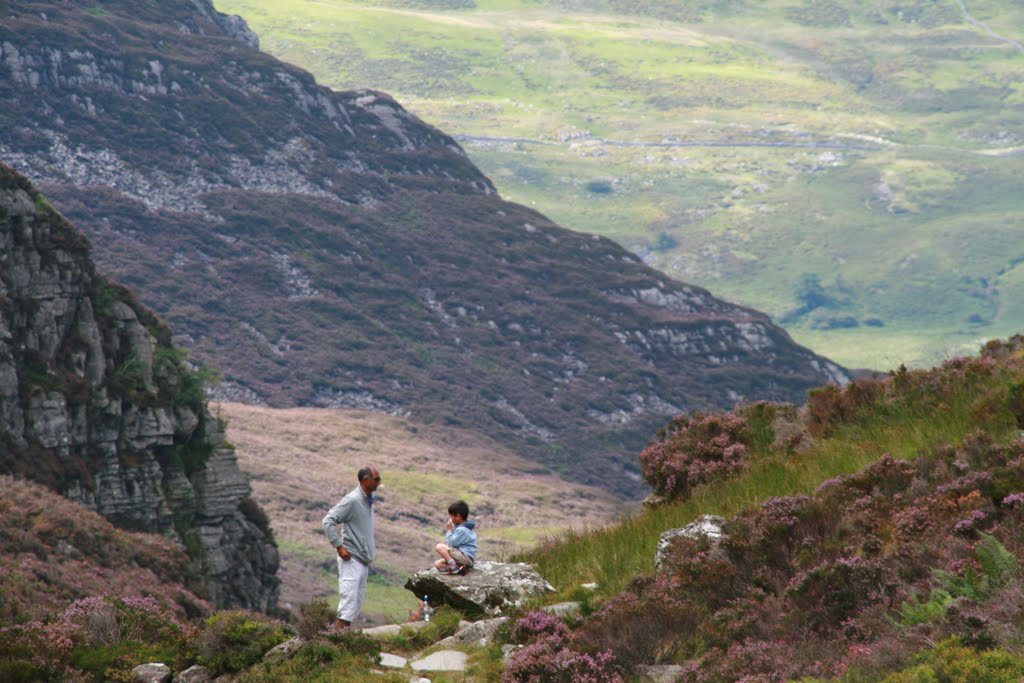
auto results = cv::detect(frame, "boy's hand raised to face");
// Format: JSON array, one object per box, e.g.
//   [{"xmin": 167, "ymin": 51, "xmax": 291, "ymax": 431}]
[{"xmin": 445, "ymin": 518, "xmax": 454, "ymax": 532}]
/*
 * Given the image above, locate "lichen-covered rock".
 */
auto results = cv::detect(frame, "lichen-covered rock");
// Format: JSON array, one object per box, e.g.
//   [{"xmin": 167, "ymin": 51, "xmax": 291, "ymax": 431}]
[
  {"xmin": 655, "ymin": 514, "xmax": 726, "ymax": 571},
  {"xmin": 405, "ymin": 561, "xmax": 555, "ymax": 617},
  {"xmin": 0, "ymin": 164, "xmax": 278, "ymax": 611}
]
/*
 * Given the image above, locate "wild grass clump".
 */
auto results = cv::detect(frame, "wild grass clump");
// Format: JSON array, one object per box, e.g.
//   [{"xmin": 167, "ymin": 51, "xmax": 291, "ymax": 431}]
[{"xmin": 293, "ymin": 598, "xmax": 335, "ymax": 641}]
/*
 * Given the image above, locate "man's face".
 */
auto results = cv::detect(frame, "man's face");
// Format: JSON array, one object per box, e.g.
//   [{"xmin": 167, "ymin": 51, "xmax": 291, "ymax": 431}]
[{"xmin": 363, "ymin": 470, "xmax": 381, "ymax": 494}]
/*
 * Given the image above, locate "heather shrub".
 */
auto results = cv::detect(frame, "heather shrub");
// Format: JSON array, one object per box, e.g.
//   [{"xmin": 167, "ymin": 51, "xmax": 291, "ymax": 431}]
[
  {"xmin": 502, "ymin": 638, "xmax": 623, "ymax": 683},
  {"xmin": 785, "ymin": 556, "xmax": 897, "ymax": 632},
  {"xmin": 503, "ymin": 613, "xmax": 622, "ymax": 683},
  {"xmin": 639, "ymin": 410, "xmax": 751, "ymax": 500},
  {"xmin": 575, "ymin": 574, "xmax": 697, "ymax": 667},
  {"xmin": 60, "ymin": 595, "xmax": 191, "ymax": 680},
  {"xmin": 509, "ymin": 610, "xmax": 570, "ymax": 645},
  {"xmin": 0, "ymin": 620, "xmax": 79, "ymax": 682},
  {"xmin": 193, "ymin": 610, "xmax": 289, "ymax": 675},
  {"xmin": 805, "ymin": 376, "xmax": 885, "ymax": 437}
]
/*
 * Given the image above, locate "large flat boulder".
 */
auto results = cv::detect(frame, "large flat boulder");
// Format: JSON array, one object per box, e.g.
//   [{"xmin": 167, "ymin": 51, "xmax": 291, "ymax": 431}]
[{"xmin": 405, "ymin": 561, "xmax": 555, "ymax": 617}]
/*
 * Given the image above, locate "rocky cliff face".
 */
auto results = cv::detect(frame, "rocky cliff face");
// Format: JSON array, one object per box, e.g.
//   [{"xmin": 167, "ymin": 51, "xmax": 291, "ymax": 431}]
[
  {"xmin": 0, "ymin": 0, "xmax": 848, "ymax": 496},
  {"xmin": 0, "ymin": 163, "xmax": 278, "ymax": 611}
]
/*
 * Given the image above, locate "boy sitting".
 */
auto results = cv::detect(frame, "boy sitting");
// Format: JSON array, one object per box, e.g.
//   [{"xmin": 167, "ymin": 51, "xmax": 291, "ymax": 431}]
[{"xmin": 434, "ymin": 500, "xmax": 477, "ymax": 575}]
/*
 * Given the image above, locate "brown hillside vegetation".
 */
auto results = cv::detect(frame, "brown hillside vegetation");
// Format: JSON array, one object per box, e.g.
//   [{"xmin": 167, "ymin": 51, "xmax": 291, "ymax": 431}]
[
  {"xmin": 218, "ymin": 403, "xmax": 621, "ymax": 617},
  {"xmin": 0, "ymin": 476, "xmax": 210, "ymax": 623}
]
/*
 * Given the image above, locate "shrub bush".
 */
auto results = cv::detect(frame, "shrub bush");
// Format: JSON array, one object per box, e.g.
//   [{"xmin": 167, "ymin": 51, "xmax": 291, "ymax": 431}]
[
  {"xmin": 639, "ymin": 411, "xmax": 751, "ymax": 500},
  {"xmin": 294, "ymin": 599, "xmax": 334, "ymax": 641},
  {"xmin": 193, "ymin": 610, "xmax": 289, "ymax": 675},
  {"xmin": 880, "ymin": 637, "xmax": 1024, "ymax": 683},
  {"xmin": 0, "ymin": 620, "xmax": 78, "ymax": 682}
]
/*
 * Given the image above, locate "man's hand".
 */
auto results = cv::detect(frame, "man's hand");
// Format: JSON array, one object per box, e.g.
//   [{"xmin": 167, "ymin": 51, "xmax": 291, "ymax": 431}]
[{"xmin": 337, "ymin": 546, "xmax": 351, "ymax": 561}]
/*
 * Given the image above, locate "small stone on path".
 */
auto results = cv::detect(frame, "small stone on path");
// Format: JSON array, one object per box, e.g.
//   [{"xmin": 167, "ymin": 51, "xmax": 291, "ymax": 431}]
[
  {"xmin": 379, "ymin": 652, "xmax": 408, "ymax": 669},
  {"xmin": 410, "ymin": 649, "xmax": 468, "ymax": 672}
]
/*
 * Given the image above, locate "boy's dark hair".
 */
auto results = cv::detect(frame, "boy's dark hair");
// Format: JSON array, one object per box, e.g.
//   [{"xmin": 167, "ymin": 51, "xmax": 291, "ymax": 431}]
[{"xmin": 448, "ymin": 500, "xmax": 470, "ymax": 519}]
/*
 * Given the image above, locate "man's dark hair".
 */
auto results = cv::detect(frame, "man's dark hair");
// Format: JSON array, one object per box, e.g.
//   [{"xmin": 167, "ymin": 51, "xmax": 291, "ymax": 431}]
[
  {"xmin": 448, "ymin": 500, "xmax": 470, "ymax": 519},
  {"xmin": 357, "ymin": 467, "xmax": 375, "ymax": 482}
]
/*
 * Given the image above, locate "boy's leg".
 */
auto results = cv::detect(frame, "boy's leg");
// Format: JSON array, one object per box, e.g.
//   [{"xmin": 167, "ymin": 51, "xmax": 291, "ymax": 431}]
[
  {"xmin": 450, "ymin": 548, "xmax": 474, "ymax": 572},
  {"xmin": 435, "ymin": 542, "xmax": 459, "ymax": 572}
]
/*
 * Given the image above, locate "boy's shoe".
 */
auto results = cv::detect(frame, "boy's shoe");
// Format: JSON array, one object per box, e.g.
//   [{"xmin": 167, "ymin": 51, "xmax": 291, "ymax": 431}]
[
  {"xmin": 447, "ymin": 560, "xmax": 459, "ymax": 573},
  {"xmin": 437, "ymin": 565, "xmax": 456, "ymax": 574},
  {"xmin": 457, "ymin": 564, "xmax": 470, "ymax": 575}
]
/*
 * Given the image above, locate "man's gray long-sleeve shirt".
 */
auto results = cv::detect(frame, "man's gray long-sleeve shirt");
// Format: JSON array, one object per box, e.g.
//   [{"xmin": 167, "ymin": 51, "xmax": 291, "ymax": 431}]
[{"xmin": 322, "ymin": 486, "xmax": 376, "ymax": 566}]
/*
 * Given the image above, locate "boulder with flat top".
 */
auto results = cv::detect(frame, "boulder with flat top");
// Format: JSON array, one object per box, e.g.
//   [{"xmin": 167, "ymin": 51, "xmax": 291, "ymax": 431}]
[{"xmin": 405, "ymin": 561, "xmax": 555, "ymax": 617}]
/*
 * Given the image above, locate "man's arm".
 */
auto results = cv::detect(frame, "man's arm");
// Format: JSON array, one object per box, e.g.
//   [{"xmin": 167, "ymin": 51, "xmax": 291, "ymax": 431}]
[{"xmin": 323, "ymin": 497, "xmax": 353, "ymax": 560}]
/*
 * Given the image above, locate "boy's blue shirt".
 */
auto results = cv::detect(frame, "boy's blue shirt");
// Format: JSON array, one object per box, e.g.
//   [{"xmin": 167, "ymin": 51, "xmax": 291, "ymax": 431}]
[{"xmin": 445, "ymin": 519, "xmax": 477, "ymax": 559}]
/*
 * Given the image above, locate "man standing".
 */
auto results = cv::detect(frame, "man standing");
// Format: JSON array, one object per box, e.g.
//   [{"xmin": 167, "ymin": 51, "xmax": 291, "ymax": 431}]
[{"xmin": 322, "ymin": 466, "xmax": 380, "ymax": 628}]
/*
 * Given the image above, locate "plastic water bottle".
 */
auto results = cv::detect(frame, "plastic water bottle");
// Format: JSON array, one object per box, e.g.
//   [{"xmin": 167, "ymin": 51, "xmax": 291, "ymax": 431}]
[{"xmin": 422, "ymin": 595, "xmax": 432, "ymax": 622}]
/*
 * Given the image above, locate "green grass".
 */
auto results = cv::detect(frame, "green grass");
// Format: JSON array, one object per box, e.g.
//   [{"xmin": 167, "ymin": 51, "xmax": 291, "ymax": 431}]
[{"xmin": 215, "ymin": 0, "xmax": 1024, "ymax": 370}]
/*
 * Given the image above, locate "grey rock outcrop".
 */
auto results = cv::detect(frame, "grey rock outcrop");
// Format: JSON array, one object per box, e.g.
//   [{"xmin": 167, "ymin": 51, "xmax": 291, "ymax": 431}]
[
  {"xmin": 132, "ymin": 663, "xmax": 171, "ymax": 683},
  {"xmin": 655, "ymin": 514, "xmax": 726, "ymax": 571},
  {"xmin": 0, "ymin": 165, "xmax": 278, "ymax": 611},
  {"xmin": 405, "ymin": 561, "xmax": 556, "ymax": 617}
]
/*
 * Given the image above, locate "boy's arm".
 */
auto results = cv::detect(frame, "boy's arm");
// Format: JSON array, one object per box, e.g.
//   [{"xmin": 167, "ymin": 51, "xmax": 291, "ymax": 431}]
[{"xmin": 447, "ymin": 526, "xmax": 470, "ymax": 548}]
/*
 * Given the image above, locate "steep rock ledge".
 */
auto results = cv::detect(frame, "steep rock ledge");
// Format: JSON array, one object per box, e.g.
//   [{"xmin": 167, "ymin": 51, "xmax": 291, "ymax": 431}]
[{"xmin": 0, "ymin": 163, "xmax": 278, "ymax": 611}]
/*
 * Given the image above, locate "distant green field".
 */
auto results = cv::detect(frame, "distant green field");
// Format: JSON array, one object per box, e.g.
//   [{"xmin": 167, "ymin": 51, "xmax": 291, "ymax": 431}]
[{"xmin": 215, "ymin": 0, "xmax": 1024, "ymax": 370}]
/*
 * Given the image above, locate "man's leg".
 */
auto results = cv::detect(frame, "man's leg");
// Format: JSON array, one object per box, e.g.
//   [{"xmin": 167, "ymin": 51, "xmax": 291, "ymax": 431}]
[{"xmin": 335, "ymin": 556, "xmax": 365, "ymax": 628}]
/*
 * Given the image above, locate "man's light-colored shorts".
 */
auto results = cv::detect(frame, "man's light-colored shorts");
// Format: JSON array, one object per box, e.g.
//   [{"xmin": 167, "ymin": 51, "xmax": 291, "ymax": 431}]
[
  {"xmin": 336, "ymin": 556, "xmax": 369, "ymax": 622},
  {"xmin": 450, "ymin": 548, "xmax": 474, "ymax": 569}
]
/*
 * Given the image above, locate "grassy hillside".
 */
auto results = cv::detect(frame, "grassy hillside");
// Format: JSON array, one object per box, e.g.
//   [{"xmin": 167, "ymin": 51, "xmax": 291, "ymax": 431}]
[
  {"xmin": 217, "ymin": 403, "xmax": 620, "ymax": 623},
  {"xmin": 215, "ymin": 0, "xmax": 1024, "ymax": 369},
  {"xmin": 506, "ymin": 336, "xmax": 1024, "ymax": 679}
]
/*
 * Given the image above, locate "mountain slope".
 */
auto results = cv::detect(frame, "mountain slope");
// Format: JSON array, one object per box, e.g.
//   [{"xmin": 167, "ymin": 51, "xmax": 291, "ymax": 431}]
[
  {"xmin": 216, "ymin": 0, "xmax": 1024, "ymax": 369},
  {"xmin": 0, "ymin": 0, "xmax": 846, "ymax": 496}
]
